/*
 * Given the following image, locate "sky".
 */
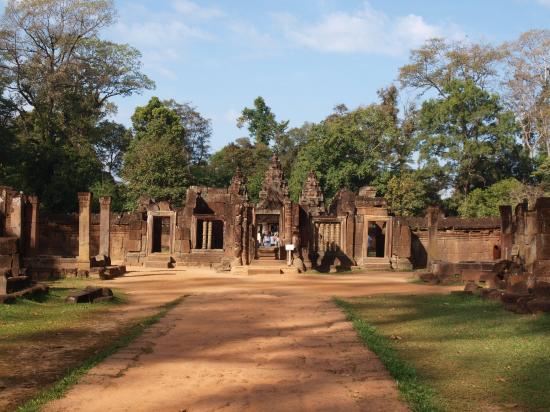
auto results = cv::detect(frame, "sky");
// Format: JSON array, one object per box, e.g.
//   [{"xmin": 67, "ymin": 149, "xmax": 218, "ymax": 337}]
[{"xmin": 99, "ymin": 0, "xmax": 550, "ymax": 151}]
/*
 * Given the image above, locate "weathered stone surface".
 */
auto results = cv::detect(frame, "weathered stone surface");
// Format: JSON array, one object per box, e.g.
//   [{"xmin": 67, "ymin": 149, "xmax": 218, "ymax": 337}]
[
  {"xmin": 418, "ymin": 272, "xmax": 436, "ymax": 283},
  {"xmin": 464, "ymin": 281, "xmax": 480, "ymax": 293},
  {"xmin": 526, "ymin": 298, "xmax": 550, "ymax": 313},
  {"xmin": 6, "ymin": 276, "xmax": 31, "ymax": 293},
  {"xmin": 0, "ymin": 272, "xmax": 6, "ymax": 295},
  {"xmin": 507, "ymin": 280, "xmax": 529, "ymax": 294},
  {"xmin": 0, "ymin": 238, "xmax": 17, "ymax": 255},
  {"xmin": 501, "ymin": 292, "xmax": 530, "ymax": 304},
  {"xmin": 65, "ymin": 286, "xmax": 113, "ymax": 304},
  {"xmin": 293, "ymin": 257, "xmax": 306, "ymax": 273},
  {"xmin": 480, "ymin": 288, "xmax": 502, "ymax": 300},
  {"xmin": 533, "ymin": 281, "xmax": 550, "ymax": 298}
]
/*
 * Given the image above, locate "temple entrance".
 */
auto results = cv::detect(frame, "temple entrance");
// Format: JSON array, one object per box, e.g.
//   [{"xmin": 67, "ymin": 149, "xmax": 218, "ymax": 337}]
[
  {"xmin": 152, "ymin": 216, "xmax": 171, "ymax": 253},
  {"xmin": 367, "ymin": 222, "xmax": 385, "ymax": 258},
  {"xmin": 256, "ymin": 213, "xmax": 282, "ymax": 260}
]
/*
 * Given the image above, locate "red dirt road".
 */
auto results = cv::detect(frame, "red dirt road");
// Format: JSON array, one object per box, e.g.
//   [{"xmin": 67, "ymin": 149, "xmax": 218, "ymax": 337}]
[{"xmin": 45, "ymin": 269, "xmax": 452, "ymax": 412}]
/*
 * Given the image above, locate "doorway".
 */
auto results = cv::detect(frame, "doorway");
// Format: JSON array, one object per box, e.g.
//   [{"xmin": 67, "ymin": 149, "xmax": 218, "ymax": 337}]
[
  {"xmin": 367, "ymin": 222, "xmax": 385, "ymax": 258},
  {"xmin": 152, "ymin": 216, "xmax": 171, "ymax": 253}
]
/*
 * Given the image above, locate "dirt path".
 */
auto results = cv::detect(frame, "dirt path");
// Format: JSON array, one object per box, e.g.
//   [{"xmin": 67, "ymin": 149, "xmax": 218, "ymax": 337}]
[{"xmin": 45, "ymin": 269, "xmax": 454, "ymax": 412}]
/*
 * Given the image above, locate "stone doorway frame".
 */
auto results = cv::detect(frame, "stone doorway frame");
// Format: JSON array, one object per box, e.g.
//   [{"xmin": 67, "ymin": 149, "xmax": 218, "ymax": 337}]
[
  {"xmin": 362, "ymin": 215, "xmax": 393, "ymax": 264},
  {"xmin": 146, "ymin": 210, "xmax": 176, "ymax": 255}
]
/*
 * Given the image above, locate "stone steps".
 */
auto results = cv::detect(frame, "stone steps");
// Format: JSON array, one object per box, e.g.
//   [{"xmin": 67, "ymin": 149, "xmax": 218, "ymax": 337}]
[{"xmin": 143, "ymin": 254, "xmax": 174, "ymax": 268}]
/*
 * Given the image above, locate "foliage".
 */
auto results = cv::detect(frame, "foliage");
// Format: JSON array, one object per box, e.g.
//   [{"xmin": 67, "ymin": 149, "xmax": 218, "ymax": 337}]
[
  {"xmin": 289, "ymin": 87, "xmax": 415, "ymax": 203},
  {"xmin": 399, "ymin": 37, "xmax": 506, "ymax": 96},
  {"xmin": 417, "ymin": 80, "xmax": 526, "ymax": 201},
  {"xmin": 207, "ymin": 138, "xmax": 272, "ymax": 202},
  {"xmin": 384, "ymin": 172, "xmax": 428, "ymax": 216},
  {"xmin": 502, "ymin": 30, "xmax": 550, "ymax": 158},
  {"xmin": 0, "ymin": 0, "xmax": 153, "ymax": 211},
  {"xmin": 121, "ymin": 97, "xmax": 191, "ymax": 209},
  {"xmin": 93, "ymin": 121, "xmax": 131, "ymax": 176},
  {"xmin": 458, "ymin": 178, "xmax": 523, "ymax": 217},
  {"xmin": 237, "ymin": 96, "xmax": 288, "ymax": 146},
  {"xmin": 163, "ymin": 99, "xmax": 212, "ymax": 165},
  {"xmin": 90, "ymin": 178, "xmax": 126, "ymax": 212}
]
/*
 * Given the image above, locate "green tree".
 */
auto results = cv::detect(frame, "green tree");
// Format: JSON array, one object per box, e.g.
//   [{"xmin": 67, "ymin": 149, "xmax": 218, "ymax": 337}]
[
  {"xmin": 0, "ymin": 0, "xmax": 153, "ymax": 211},
  {"xmin": 93, "ymin": 121, "xmax": 131, "ymax": 176},
  {"xmin": 237, "ymin": 96, "xmax": 288, "ymax": 146},
  {"xmin": 289, "ymin": 89, "xmax": 415, "ymax": 203},
  {"xmin": 384, "ymin": 173, "xmax": 428, "ymax": 216},
  {"xmin": 163, "ymin": 99, "xmax": 212, "ymax": 165},
  {"xmin": 458, "ymin": 178, "xmax": 523, "ymax": 217},
  {"xmin": 207, "ymin": 138, "xmax": 272, "ymax": 202},
  {"xmin": 417, "ymin": 80, "xmax": 526, "ymax": 202},
  {"xmin": 121, "ymin": 97, "xmax": 191, "ymax": 209},
  {"xmin": 399, "ymin": 38, "xmax": 506, "ymax": 96}
]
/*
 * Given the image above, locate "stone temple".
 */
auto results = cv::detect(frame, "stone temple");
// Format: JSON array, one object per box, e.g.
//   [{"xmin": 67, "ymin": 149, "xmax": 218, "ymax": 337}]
[{"xmin": 1, "ymin": 154, "xmax": 550, "ymax": 284}]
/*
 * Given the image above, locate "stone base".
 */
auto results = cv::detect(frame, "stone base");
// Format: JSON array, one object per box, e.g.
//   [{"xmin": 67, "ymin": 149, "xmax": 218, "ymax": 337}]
[{"xmin": 391, "ymin": 256, "xmax": 412, "ymax": 271}]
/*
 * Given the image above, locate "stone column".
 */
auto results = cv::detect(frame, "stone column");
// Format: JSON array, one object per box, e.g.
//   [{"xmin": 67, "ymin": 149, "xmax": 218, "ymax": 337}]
[
  {"xmin": 99, "ymin": 196, "xmax": 111, "ymax": 260},
  {"xmin": 207, "ymin": 221, "xmax": 213, "ymax": 249},
  {"xmin": 146, "ymin": 213, "xmax": 154, "ymax": 254},
  {"xmin": 202, "ymin": 221, "xmax": 208, "ymax": 249},
  {"xmin": 499, "ymin": 205, "xmax": 513, "ymax": 260},
  {"xmin": 426, "ymin": 206, "xmax": 440, "ymax": 269},
  {"xmin": 28, "ymin": 196, "xmax": 39, "ymax": 256},
  {"xmin": 77, "ymin": 192, "xmax": 92, "ymax": 269}
]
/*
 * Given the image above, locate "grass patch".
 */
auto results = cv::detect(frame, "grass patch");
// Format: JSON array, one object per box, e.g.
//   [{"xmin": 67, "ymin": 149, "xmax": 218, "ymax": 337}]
[
  {"xmin": 16, "ymin": 295, "xmax": 185, "ymax": 412},
  {"xmin": 334, "ymin": 298, "xmax": 439, "ymax": 412},
  {"xmin": 336, "ymin": 294, "xmax": 550, "ymax": 411},
  {"xmin": 0, "ymin": 278, "xmax": 125, "ymax": 340}
]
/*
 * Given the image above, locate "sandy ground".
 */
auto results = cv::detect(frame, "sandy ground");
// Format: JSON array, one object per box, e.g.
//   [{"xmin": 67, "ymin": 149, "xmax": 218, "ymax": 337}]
[{"xmin": 44, "ymin": 268, "xmax": 455, "ymax": 412}]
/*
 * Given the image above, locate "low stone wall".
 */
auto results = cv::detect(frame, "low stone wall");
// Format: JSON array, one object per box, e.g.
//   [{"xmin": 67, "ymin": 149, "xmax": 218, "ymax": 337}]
[{"xmin": 398, "ymin": 216, "xmax": 501, "ymax": 268}]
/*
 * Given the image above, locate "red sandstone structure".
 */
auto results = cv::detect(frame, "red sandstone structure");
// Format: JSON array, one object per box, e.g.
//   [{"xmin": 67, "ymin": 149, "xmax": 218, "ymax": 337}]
[{"xmin": 1, "ymin": 156, "xmax": 549, "ymax": 284}]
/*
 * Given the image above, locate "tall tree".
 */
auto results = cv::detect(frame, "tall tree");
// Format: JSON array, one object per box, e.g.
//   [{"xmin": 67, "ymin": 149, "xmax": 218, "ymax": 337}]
[
  {"xmin": 93, "ymin": 121, "xmax": 130, "ymax": 176},
  {"xmin": 121, "ymin": 97, "xmax": 191, "ymax": 208},
  {"xmin": 502, "ymin": 30, "xmax": 550, "ymax": 158},
  {"xmin": 399, "ymin": 38, "xmax": 506, "ymax": 97},
  {"xmin": 0, "ymin": 0, "xmax": 153, "ymax": 210},
  {"xmin": 289, "ymin": 90, "xmax": 414, "ymax": 202},
  {"xmin": 417, "ymin": 80, "xmax": 526, "ymax": 201},
  {"xmin": 237, "ymin": 96, "xmax": 288, "ymax": 146},
  {"xmin": 163, "ymin": 99, "xmax": 212, "ymax": 165},
  {"xmin": 207, "ymin": 138, "xmax": 272, "ymax": 202}
]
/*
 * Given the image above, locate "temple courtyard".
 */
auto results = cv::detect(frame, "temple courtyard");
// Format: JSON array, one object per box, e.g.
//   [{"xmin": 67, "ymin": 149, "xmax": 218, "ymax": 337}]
[{"xmin": 2, "ymin": 269, "xmax": 449, "ymax": 412}]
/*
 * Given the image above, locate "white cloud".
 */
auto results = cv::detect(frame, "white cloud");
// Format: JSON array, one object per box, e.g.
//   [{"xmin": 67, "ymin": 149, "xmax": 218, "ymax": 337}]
[
  {"xmin": 171, "ymin": 0, "xmax": 223, "ymax": 19},
  {"xmin": 274, "ymin": 2, "xmax": 463, "ymax": 56}
]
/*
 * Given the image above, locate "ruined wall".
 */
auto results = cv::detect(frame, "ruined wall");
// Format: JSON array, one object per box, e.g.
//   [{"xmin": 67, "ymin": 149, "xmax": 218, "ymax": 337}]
[
  {"xmin": 38, "ymin": 213, "xmax": 79, "ymax": 256},
  {"xmin": 400, "ymin": 216, "xmax": 501, "ymax": 268}
]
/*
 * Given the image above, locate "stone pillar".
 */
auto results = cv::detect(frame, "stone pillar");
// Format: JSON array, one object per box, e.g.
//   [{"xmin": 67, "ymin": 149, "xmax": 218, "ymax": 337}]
[
  {"xmin": 499, "ymin": 205, "xmax": 513, "ymax": 260},
  {"xmin": 99, "ymin": 196, "xmax": 111, "ymax": 260},
  {"xmin": 0, "ymin": 187, "xmax": 6, "ymax": 236},
  {"xmin": 207, "ymin": 221, "xmax": 213, "ymax": 249},
  {"xmin": 146, "ymin": 213, "xmax": 154, "ymax": 254},
  {"xmin": 28, "ymin": 196, "xmax": 39, "ymax": 256},
  {"xmin": 77, "ymin": 192, "xmax": 92, "ymax": 269},
  {"xmin": 6, "ymin": 194, "xmax": 23, "ymax": 240},
  {"xmin": 426, "ymin": 206, "xmax": 440, "ymax": 269},
  {"xmin": 202, "ymin": 221, "xmax": 208, "ymax": 249}
]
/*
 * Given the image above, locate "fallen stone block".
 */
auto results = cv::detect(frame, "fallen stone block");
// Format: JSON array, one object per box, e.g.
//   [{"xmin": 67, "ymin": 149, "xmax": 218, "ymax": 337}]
[
  {"xmin": 526, "ymin": 298, "xmax": 550, "ymax": 313},
  {"xmin": 6, "ymin": 276, "xmax": 31, "ymax": 293},
  {"xmin": 480, "ymin": 288, "xmax": 502, "ymax": 300},
  {"xmin": 99, "ymin": 265, "xmax": 126, "ymax": 280},
  {"xmin": 517, "ymin": 296, "xmax": 535, "ymax": 313},
  {"xmin": 93, "ymin": 295, "xmax": 115, "ymax": 303},
  {"xmin": 11, "ymin": 284, "xmax": 49, "ymax": 299},
  {"xmin": 65, "ymin": 287, "xmax": 113, "ymax": 304},
  {"xmin": 0, "ymin": 273, "xmax": 6, "ymax": 295},
  {"xmin": 77, "ymin": 270, "xmax": 89, "ymax": 278},
  {"xmin": 464, "ymin": 281, "xmax": 481, "ymax": 293},
  {"xmin": 501, "ymin": 292, "xmax": 531, "ymax": 304},
  {"xmin": 506, "ymin": 280, "xmax": 528, "ymax": 295},
  {"xmin": 0, "ymin": 294, "xmax": 15, "ymax": 304},
  {"xmin": 418, "ymin": 272, "xmax": 436, "ymax": 283}
]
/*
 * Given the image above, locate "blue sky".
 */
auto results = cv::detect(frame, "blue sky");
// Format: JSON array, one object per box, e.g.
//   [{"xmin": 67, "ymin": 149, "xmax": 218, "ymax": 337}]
[{"xmin": 102, "ymin": 0, "xmax": 550, "ymax": 151}]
